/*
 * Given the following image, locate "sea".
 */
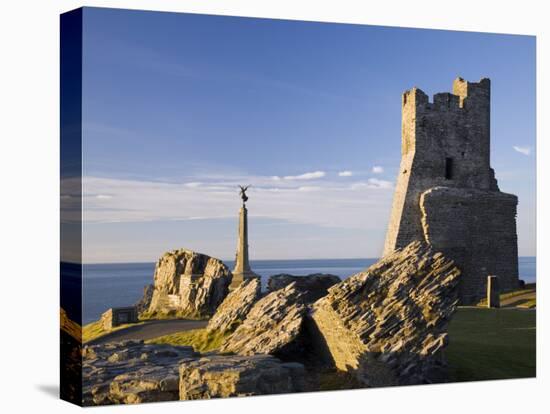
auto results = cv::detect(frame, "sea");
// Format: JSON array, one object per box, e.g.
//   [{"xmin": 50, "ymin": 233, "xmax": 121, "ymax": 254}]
[{"xmin": 82, "ymin": 257, "xmax": 536, "ymax": 325}]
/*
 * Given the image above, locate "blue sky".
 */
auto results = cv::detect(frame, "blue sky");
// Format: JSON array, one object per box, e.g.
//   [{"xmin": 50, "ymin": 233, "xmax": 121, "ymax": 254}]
[{"xmin": 80, "ymin": 7, "xmax": 536, "ymax": 263}]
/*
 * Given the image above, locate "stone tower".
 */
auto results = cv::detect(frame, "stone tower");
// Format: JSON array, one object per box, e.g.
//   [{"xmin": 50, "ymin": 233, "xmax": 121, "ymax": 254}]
[
  {"xmin": 383, "ymin": 77, "xmax": 519, "ymax": 304},
  {"xmin": 230, "ymin": 202, "xmax": 259, "ymax": 290}
]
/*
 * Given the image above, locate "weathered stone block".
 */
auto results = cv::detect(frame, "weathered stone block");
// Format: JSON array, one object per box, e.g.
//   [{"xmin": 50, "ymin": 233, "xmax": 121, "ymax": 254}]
[
  {"xmin": 267, "ymin": 273, "xmax": 341, "ymax": 303},
  {"xmin": 220, "ymin": 283, "xmax": 307, "ymax": 356},
  {"xmin": 206, "ymin": 278, "xmax": 261, "ymax": 334},
  {"xmin": 82, "ymin": 340, "xmax": 198, "ymax": 405},
  {"xmin": 310, "ymin": 241, "xmax": 460, "ymax": 387},
  {"xmin": 179, "ymin": 354, "xmax": 305, "ymax": 399}
]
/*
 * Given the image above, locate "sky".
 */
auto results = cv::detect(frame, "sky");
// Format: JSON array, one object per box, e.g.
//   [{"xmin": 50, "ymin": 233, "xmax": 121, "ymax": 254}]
[{"xmin": 79, "ymin": 7, "xmax": 536, "ymax": 263}]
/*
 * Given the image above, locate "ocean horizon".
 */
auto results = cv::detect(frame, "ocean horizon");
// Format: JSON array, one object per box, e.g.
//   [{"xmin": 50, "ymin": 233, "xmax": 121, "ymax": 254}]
[{"xmin": 81, "ymin": 256, "xmax": 536, "ymax": 325}]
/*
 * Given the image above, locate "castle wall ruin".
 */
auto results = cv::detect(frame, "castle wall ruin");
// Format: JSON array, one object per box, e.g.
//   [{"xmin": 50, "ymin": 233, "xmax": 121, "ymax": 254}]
[{"xmin": 383, "ymin": 77, "xmax": 519, "ymax": 304}]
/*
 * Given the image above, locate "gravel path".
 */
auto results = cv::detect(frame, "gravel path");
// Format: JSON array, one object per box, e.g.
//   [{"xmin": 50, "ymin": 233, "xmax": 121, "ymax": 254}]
[
  {"xmin": 501, "ymin": 291, "xmax": 536, "ymax": 307},
  {"xmin": 87, "ymin": 319, "xmax": 208, "ymax": 345}
]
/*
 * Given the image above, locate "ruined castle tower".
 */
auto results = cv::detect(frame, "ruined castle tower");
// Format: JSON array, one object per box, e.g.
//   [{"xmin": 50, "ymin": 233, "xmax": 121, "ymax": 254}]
[{"xmin": 383, "ymin": 77, "xmax": 519, "ymax": 304}]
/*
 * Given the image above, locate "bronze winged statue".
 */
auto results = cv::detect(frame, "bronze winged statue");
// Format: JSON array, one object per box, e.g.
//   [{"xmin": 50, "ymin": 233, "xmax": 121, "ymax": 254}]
[{"xmin": 239, "ymin": 185, "xmax": 250, "ymax": 204}]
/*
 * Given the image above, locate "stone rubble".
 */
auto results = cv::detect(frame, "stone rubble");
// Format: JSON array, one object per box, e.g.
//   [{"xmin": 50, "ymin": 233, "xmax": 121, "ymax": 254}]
[
  {"xmin": 206, "ymin": 278, "xmax": 261, "ymax": 334},
  {"xmin": 267, "ymin": 273, "xmax": 341, "ymax": 303},
  {"xmin": 220, "ymin": 283, "xmax": 307, "ymax": 356},
  {"xmin": 82, "ymin": 340, "xmax": 198, "ymax": 405},
  {"xmin": 310, "ymin": 241, "xmax": 461, "ymax": 387},
  {"xmin": 179, "ymin": 354, "xmax": 305, "ymax": 399},
  {"xmin": 82, "ymin": 340, "xmax": 305, "ymax": 405},
  {"xmin": 81, "ymin": 241, "xmax": 462, "ymax": 405}
]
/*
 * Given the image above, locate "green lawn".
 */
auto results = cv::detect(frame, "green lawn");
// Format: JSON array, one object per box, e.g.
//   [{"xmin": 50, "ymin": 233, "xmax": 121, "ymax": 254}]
[
  {"xmin": 82, "ymin": 320, "xmax": 145, "ymax": 343},
  {"xmin": 145, "ymin": 328, "xmax": 230, "ymax": 352},
  {"xmin": 447, "ymin": 308, "xmax": 536, "ymax": 382}
]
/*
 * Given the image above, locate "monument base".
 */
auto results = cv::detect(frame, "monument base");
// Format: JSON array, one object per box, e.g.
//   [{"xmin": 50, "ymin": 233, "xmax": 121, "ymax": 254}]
[{"xmin": 230, "ymin": 271, "xmax": 261, "ymax": 291}]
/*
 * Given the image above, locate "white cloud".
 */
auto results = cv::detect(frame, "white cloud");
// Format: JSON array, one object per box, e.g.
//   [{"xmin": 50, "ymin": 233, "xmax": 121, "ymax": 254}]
[
  {"xmin": 297, "ymin": 186, "xmax": 321, "ymax": 192},
  {"xmin": 96, "ymin": 194, "xmax": 112, "ymax": 200},
  {"xmin": 184, "ymin": 182, "xmax": 202, "ymax": 188},
  {"xmin": 372, "ymin": 166, "xmax": 384, "ymax": 174},
  {"xmin": 271, "ymin": 176, "xmax": 281, "ymax": 181},
  {"xmin": 338, "ymin": 171, "xmax": 353, "ymax": 177},
  {"xmin": 368, "ymin": 178, "xmax": 393, "ymax": 189},
  {"xmin": 351, "ymin": 178, "xmax": 393, "ymax": 190},
  {"xmin": 513, "ymin": 146, "xmax": 532, "ymax": 156},
  {"xmin": 81, "ymin": 174, "xmax": 393, "ymax": 232},
  {"xmin": 283, "ymin": 171, "xmax": 326, "ymax": 180}
]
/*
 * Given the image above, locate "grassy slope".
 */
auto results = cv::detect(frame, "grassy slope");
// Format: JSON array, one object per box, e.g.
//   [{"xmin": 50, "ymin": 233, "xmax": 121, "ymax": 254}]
[
  {"xmin": 145, "ymin": 328, "xmax": 229, "ymax": 352},
  {"xmin": 477, "ymin": 284, "xmax": 536, "ymax": 308},
  {"xmin": 139, "ymin": 310, "xmax": 207, "ymax": 321},
  {"xmin": 83, "ymin": 311, "xmax": 208, "ymax": 343},
  {"xmin": 82, "ymin": 320, "xmax": 145, "ymax": 343},
  {"xmin": 447, "ymin": 308, "xmax": 536, "ymax": 382}
]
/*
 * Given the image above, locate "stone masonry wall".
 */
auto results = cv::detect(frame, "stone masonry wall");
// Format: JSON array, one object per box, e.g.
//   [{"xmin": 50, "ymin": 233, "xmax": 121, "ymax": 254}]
[
  {"xmin": 420, "ymin": 187, "xmax": 518, "ymax": 304},
  {"xmin": 384, "ymin": 78, "xmax": 499, "ymax": 255},
  {"xmin": 383, "ymin": 78, "xmax": 519, "ymax": 303}
]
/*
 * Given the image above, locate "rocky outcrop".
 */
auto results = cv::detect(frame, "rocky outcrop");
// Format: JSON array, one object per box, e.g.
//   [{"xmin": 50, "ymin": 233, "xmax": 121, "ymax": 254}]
[
  {"xmin": 268, "ymin": 273, "xmax": 341, "ymax": 303},
  {"xmin": 220, "ymin": 283, "xmax": 307, "ymax": 357},
  {"xmin": 82, "ymin": 340, "xmax": 305, "ymax": 405},
  {"xmin": 82, "ymin": 340, "xmax": 198, "ymax": 405},
  {"xmin": 179, "ymin": 354, "xmax": 305, "ymax": 399},
  {"xmin": 206, "ymin": 278, "xmax": 261, "ymax": 334},
  {"xmin": 145, "ymin": 249, "xmax": 232, "ymax": 319},
  {"xmin": 310, "ymin": 241, "xmax": 461, "ymax": 387},
  {"xmin": 135, "ymin": 284, "xmax": 153, "ymax": 314}
]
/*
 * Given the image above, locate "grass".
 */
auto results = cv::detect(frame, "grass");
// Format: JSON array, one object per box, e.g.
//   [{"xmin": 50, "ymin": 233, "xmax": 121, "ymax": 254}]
[
  {"xmin": 145, "ymin": 328, "xmax": 230, "ymax": 352},
  {"xmin": 139, "ymin": 310, "xmax": 207, "ymax": 321},
  {"xmin": 82, "ymin": 320, "xmax": 145, "ymax": 343},
  {"xmin": 477, "ymin": 284, "xmax": 536, "ymax": 307},
  {"xmin": 447, "ymin": 307, "xmax": 536, "ymax": 382},
  {"xmin": 83, "ymin": 308, "xmax": 208, "ymax": 343}
]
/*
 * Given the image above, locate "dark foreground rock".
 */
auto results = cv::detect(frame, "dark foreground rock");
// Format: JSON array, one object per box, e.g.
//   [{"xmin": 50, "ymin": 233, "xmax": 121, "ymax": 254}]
[
  {"xmin": 268, "ymin": 273, "xmax": 341, "ymax": 303},
  {"xmin": 82, "ymin": 340, "xmax": 198, "ymax": 405},
  {"xmin": 220, "ymin": 283, "xmax": 307, "ymax": 356},
  {"xmin": 179, "ymin": 354, "xmax": 305, "ymax": 399},
  {"xmin": 206, "ymin": 278, "xmax": 261, "ymax": 334},
  {"xmin": 145, "ymin": 249, "xmax": 232, "ymax": 319},
  {"xmin": 82, "ymin": 340, "xmax": 306, "ymax": 405},
  {"xmin": 310, "ymin": 241, "xmax": 461, "ymax": 387}
]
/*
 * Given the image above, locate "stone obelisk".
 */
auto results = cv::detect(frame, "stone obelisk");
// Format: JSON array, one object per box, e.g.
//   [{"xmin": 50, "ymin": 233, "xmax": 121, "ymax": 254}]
[{"xmin": 230, "ymin": 186, "xmax": 259, "ymax": 290}]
